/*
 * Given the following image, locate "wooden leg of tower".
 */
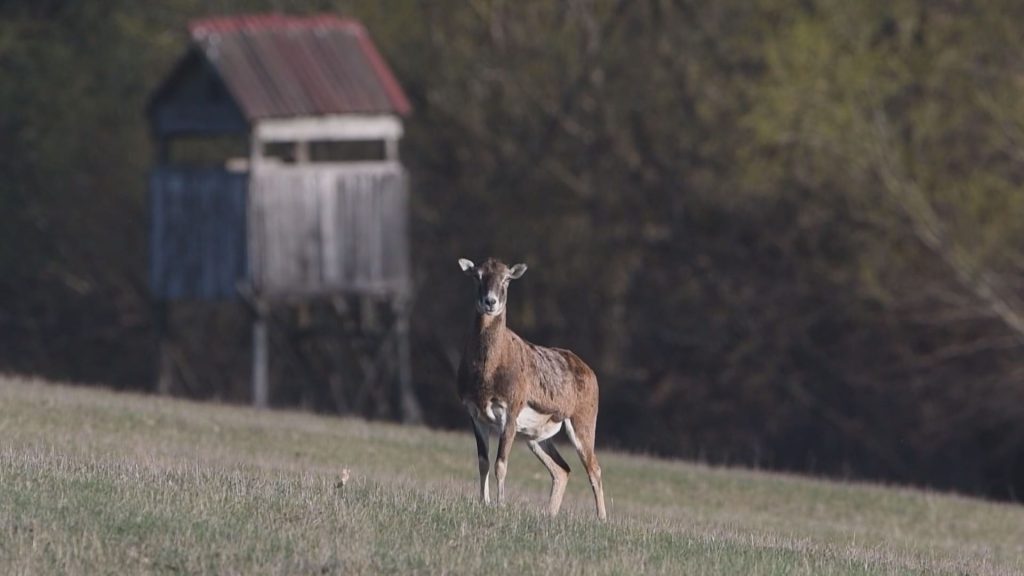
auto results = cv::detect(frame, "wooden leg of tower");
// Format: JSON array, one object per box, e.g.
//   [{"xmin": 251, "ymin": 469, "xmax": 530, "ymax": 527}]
[
  {"xmin": 155, "ymin": 301, "xmax": 174, "ymax": 396},
  {"xmin": 252, "ymin": 304, "xmax": 269, "ymax": 409},
  {"xmin": 395, "ymin": 304, "xmax": 422, "ymax": 424}
]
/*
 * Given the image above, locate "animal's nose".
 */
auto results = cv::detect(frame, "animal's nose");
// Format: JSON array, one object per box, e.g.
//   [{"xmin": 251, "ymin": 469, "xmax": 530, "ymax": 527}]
[{"xmin": 484, "ymin": 295, "xmax": 497, "ymax": 307}]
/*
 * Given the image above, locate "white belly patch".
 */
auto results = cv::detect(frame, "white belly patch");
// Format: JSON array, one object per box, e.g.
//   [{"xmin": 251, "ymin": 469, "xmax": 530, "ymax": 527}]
[{"xmin": 516, "ymin": 406, "xmax": 563, "ymax": 441}]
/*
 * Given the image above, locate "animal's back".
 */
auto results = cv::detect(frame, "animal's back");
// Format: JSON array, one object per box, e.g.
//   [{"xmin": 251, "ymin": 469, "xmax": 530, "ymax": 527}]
[{"xmin": 513, "ymin": 331, "xmax": 598, "ymax": 420}]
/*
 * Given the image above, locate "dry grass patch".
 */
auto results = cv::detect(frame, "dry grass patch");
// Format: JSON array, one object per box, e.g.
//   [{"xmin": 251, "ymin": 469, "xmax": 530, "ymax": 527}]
[{"xmin": 1, "ymin": 376, "xmax": 1021, "ymax": 575}]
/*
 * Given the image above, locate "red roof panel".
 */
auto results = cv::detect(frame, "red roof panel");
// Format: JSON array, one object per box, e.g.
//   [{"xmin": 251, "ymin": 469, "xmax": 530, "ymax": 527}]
[{"xmin": 188, "ymin": 14, "xmax": 411, "ymax": 120}]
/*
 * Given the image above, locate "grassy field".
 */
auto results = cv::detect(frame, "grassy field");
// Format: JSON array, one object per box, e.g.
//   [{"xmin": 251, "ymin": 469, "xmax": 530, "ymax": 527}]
[{"xmin": 1, "ymin": 376, "xmax": 1022, "ymax": 575}]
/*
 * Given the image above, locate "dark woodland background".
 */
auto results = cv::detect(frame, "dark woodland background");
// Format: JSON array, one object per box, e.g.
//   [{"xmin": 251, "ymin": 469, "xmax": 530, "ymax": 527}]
[{"xmin": 3, "ymin": 0, "xmax": 1024, "ymax": 500}]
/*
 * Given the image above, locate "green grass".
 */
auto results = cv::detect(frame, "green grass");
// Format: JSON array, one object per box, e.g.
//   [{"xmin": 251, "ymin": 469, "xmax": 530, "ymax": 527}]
[{"xmin": 0, "ymin": 376, "xmax": 1021, "ymax": 575}]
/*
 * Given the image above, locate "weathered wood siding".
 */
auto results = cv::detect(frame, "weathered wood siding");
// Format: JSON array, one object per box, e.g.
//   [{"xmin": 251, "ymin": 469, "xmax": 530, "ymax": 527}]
[
  {"xmin": 149, "ymin": 168, "xmax": 248, "ymax": 300},
  {"xmin": 249, "ymin": 164, "xmax": 411, "ymax": 299}
]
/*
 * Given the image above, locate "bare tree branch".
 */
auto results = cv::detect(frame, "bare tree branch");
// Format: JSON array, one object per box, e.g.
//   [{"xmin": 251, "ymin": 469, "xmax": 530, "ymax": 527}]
[{"xmin": 869, "ymin": 109, "xmax": 1024, "ymax": 343}]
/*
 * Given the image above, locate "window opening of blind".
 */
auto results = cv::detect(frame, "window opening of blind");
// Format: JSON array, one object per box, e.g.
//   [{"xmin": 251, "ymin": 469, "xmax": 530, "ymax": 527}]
[
  {"xmin": 310, "ymin": 140, "xmax": 386, "ymax": 163},
  {"xmin": 168, "ymin": 136, "xmax": 248, "ymax": 168}
]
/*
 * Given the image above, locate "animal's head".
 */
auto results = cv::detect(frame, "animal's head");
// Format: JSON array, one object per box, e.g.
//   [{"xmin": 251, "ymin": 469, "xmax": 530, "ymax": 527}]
[{"xmin": 458, "ymin": 257, "xmax": 527, "ymax": 316}]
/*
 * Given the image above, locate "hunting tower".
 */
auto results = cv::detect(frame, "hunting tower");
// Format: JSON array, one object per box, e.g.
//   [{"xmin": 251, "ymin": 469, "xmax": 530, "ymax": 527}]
[{"xmin": 146, "ymin": 14, "xmax": 421, "ymax": 421}]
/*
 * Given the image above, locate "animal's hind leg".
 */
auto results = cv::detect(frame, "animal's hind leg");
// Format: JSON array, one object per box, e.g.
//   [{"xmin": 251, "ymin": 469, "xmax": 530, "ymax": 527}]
[
  {"xmin": 471, "ymin": 418, "xmax": 491, "ymax": 504},
  {"xmin": 564, "ymin": 418, "xmax": 607, "ymax": 520},
  {"xmin": 527, "ymin": 438, "xmax": 571, "ymax": 516}
]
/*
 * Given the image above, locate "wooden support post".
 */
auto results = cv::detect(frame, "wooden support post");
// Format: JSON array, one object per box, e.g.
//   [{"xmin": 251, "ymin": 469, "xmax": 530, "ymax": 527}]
[
  {"xmin": 248, "ymin": 131, "xmax": 269, "ymax": 409},
  {"xmin": 394, "ymin": 300, "xmax": 422, "ymax": 424},
  {"xmin": 154, "ymin": 301, "xmax": 174, "ymax": 395},
  {"xmin": 360, "ymin": 296, "xmax": 378, "ymax": 334},
  {"xmin": 295, "ymin": 140, "xmax": 310, "ymax": 164},
  {"xmin": 297, "ymin": 302, "xmax": 311, "ymax": 328},
  {"xmin": 252, "ymin": 305, "xmax": 270, "ymax": 409},
  {"xmin": 250, "ymin": 135, "xmax": 263, "ymax": 166}
]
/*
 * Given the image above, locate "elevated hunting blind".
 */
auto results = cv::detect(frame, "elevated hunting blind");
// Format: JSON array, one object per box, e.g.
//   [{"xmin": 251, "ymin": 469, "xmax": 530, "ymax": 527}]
[{"xmin": 146, "ymin": 14, "xmax": 421, "ymax": 421}]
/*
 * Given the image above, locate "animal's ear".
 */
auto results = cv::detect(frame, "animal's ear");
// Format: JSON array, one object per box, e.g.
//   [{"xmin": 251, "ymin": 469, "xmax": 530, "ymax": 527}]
[
  {"xmin": 458, "ymin": 258, "xmax": 476, "ymax": 275},
  {"xmin": 509, "ymin": 263, "xmax": 528, "ymax": 279}
]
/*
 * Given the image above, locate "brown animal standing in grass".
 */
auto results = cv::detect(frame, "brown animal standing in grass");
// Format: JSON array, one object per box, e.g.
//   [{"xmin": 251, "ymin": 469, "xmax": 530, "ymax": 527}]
[{"xmin": 457, "ymin": 257, "xmax": 607, "ymax": 520}]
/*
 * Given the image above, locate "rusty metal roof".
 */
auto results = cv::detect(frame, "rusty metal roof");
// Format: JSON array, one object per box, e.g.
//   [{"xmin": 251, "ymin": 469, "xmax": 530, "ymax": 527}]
[{"xmin": 186, "ymin": 14, "xmax": 411, "ymax": 120}]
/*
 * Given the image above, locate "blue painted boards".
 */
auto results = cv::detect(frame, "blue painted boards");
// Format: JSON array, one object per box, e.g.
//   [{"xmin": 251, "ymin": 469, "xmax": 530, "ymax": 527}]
[{"xmin": 149, "ymin": 168, "xmax": 248, "ymax": 300}]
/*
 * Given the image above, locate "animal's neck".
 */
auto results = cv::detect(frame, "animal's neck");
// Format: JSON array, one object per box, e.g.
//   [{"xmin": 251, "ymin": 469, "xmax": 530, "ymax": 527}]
[{"xmin": 470, "ymin": 311, "xmax": 506, "ymax": 365}]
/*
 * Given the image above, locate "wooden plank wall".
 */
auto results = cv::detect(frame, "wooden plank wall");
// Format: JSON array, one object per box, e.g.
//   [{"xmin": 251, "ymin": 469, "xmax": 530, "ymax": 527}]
[
  {"xmin": 249, "ymin": 164, "xmax": 411, "ymax": 299},
  {"xmin": 149, "ymin": 168, "xmax": 248, "ymax": 300}
]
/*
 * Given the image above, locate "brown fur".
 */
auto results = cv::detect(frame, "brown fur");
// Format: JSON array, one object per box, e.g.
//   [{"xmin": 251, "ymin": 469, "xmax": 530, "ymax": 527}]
[{"xmin": 457, "ymin": 258, "xmax": 607, "ymax": 519}]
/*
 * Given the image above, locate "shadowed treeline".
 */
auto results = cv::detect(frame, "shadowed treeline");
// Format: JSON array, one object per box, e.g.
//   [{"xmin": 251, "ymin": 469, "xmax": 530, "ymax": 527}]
[{"xmin": 2, "ymin": 1, "xmax": 1024, "ymax": 500}]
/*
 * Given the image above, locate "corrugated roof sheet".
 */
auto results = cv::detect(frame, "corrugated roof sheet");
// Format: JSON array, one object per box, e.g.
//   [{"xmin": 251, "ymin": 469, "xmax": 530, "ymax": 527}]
[{"xmin": 187, "ymin": 14, "xmax": 411, "ymax": 120}]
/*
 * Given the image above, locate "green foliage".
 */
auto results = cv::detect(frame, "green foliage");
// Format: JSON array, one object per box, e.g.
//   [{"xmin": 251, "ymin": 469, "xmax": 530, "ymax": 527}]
[{"xmin": 2, "ymin": 0, "xmax": 1024, "ymax": 500}]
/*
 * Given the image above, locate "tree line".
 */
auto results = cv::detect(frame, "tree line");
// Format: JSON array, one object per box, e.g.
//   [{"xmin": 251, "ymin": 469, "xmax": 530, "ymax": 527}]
[{"xmin": 2, "ymin": 0, "xmax": 1023, "ymax": 499}]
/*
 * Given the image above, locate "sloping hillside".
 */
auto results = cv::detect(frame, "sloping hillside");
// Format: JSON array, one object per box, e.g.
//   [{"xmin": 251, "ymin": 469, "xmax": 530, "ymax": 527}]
[{"xmin": 0, "ymin": 376, "xmax": 1021, "ymax": 575}]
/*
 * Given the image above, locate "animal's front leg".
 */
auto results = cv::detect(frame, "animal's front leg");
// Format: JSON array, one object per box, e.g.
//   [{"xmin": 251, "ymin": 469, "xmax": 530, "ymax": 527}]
[
  {"xmin": 494, "ymin": 419, "xmax": 516, "ymax": 504},
  {"xmin": 471, "ymin": 418, "xmax": 491, "ymax": 504}
]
